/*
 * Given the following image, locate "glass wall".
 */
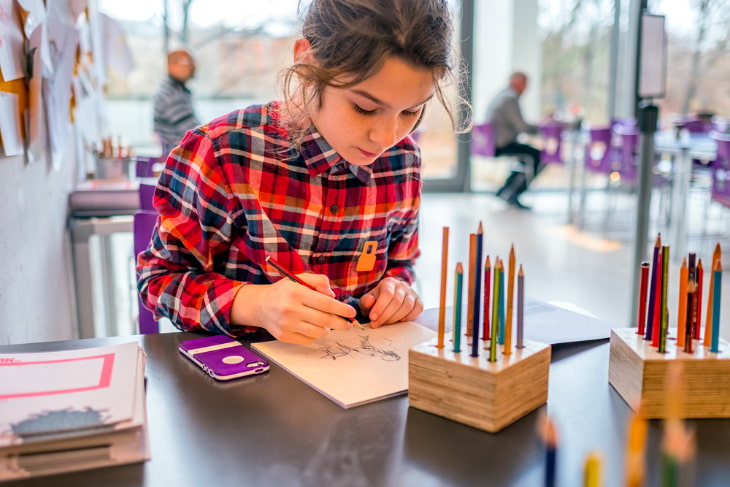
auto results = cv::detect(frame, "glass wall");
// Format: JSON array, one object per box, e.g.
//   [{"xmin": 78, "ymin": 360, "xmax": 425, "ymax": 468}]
[{"xmin": 100, "ymin": 0, "xmax": 462, "ymax": 184}]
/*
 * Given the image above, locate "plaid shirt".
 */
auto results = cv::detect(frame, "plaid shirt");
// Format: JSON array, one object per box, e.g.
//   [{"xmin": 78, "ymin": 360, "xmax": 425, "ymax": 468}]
[{"xmin": 137, "ymin": 101, "xmax": 422, "ymax": 336}]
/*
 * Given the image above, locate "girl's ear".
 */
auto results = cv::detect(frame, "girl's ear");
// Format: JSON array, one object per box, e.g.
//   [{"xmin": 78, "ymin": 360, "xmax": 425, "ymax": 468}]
[{"xmin": 294, "ymin": 38, "xmax": 314, "ymax": 64}]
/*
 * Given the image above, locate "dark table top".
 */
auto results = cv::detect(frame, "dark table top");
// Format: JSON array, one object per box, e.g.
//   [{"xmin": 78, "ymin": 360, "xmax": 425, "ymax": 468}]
[{"xmin": 3, "ymin": 332, "xmax": 729, "ymax": 487}]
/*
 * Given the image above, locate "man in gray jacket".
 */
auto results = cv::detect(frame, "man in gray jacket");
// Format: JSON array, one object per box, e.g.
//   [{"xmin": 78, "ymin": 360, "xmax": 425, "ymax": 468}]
[{"xmin": 486, "ymin": 72, "xmax": 542, "ymax": 210}]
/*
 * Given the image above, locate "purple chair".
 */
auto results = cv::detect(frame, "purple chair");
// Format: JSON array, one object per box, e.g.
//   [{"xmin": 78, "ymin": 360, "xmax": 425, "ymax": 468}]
[
  {"xmin": 613, "ymin": 124, "xmax": 639, "ymax": 184},
  {"xmin": 710, "ymin": 132, "xmax": 730, "ymax": 208},
  {"xmin": 584, "ymin": 127, "xmax": 615, "ymax": 175},
  {"xmin": 135, "ymin": 156, "xmax": 163, "ymax": 179},
  {"xmin": 471, "ymin": 122, "xmax": 495, "ymax": 157},
  {"xmin": 539, "ymin": 122, "xmax": 563, "ymax": 164},
  {"xmin": 134, "ymin": 182, "xmax": 159, "ymax": 334}
]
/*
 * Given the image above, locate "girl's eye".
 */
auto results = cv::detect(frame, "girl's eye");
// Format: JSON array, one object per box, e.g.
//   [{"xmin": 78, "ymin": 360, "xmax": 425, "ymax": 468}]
[
  {"xmin": 354, "ymin": 105, "xmax": 376, "ymax": 116},
  {"xmin": 402, "ymin": 108, "xmax": 422, "ymax": 117}
]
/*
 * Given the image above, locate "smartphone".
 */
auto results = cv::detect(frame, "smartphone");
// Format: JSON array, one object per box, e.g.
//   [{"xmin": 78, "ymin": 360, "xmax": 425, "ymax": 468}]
[{"xmin": 179, "ymin": 335, "xmax": 270, "ymax": 381}]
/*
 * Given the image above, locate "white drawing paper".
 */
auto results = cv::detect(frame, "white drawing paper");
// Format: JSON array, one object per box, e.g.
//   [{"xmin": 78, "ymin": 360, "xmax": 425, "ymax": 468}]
[{"xmin": 253, "ymin": 322, "xmax": 436, "ymax": 408}]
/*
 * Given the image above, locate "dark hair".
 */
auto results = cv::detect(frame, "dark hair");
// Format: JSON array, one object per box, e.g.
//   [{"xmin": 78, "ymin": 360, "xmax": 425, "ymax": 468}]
[{"xmin": 282, "ymin": 0, "xmax": 466, "ymax": 144}]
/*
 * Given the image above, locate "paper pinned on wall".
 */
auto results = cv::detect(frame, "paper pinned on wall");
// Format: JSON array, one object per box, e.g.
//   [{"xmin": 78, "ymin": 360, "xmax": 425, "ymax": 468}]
[
  {"xmin": 0, "ymin": 91, "xmax": 23, "ymax": 156},
  {"xmin": 0, "ymin": 0, "xmax": 26, "ymax": 82},
  {"xmin": 253, "ymin": 322, "xmax": 436, "ymax": 408}
]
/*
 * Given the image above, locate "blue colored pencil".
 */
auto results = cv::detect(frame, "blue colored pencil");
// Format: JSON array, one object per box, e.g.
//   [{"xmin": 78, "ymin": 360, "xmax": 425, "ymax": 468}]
[
  {"xmin": 711, "ymin": 261, "xmax": 722, "ymax": 353},
  {"xmin": 452, "ymin": 263, "xmax": 463, "ymax": 353},
  {"xmin": 498, "ymin": 264, "xmax": 505, "ymax": 345}
]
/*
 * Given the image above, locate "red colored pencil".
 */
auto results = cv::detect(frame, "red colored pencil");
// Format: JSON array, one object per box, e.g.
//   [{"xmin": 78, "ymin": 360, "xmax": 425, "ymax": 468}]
[
  {"xmin": 652, "ymin": 249, "xmax": 663, "ymax": 348},
  {"xmin": 696, "ymin": 260, "xmax": 703, "ymax": 342},
  {"xmin": 482, "ymin": 256, "xmax": 491, "ymax": 342}
]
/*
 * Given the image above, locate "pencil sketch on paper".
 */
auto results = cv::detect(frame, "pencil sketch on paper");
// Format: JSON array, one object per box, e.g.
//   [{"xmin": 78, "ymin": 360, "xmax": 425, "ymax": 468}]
[{"xmin": 317, "ymin": 334, "xmax": 401, "ymax": 362}]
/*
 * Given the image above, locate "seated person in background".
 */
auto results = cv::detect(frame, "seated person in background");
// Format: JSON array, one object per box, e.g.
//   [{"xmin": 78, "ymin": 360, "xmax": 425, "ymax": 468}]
[
  {"xmin": 137, "ymin": 0, "xmax": 464, "ymax": 345},
  {"xmin": 487, "ymin": 71, "xmax": 543, "ymax": 210},
  {"xmin": 153, "ymin": 48, "xmax": 200, "ymax": 155}
]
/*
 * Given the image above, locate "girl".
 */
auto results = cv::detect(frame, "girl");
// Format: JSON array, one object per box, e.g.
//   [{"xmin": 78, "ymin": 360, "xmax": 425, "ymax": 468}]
[{"xmin": 137, "ymin": 0, "xmax": 462, "ymax": 345}]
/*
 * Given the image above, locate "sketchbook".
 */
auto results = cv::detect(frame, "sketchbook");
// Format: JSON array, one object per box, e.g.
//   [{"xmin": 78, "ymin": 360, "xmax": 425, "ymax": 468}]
[
  {"xmin": 0, "ymin": 341, "xmax": 149, "ymax": 481},
  {"xmin": 253, "ymin": 322, "xmax": 436, "ymax": 408}
]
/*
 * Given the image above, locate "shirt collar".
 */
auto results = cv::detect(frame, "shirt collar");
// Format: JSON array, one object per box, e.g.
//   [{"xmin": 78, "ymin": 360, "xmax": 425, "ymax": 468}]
[{"xmin": 300, "ymin": 126, "xmax": 373, "ymax": 184}]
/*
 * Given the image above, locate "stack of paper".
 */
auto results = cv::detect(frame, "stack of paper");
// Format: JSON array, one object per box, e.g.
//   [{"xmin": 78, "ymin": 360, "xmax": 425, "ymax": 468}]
[{"xmin": 0, "ymin": 341, "xmax": 149, "ymax": 481}]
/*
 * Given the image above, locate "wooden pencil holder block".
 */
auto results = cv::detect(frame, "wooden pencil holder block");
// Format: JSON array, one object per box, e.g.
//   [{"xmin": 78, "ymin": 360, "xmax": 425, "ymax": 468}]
[
  {"xmin": 408, "ymin": 337, "xmax": 551, "ymax": 433},
  {"xmin": 608, "ymin": 328, "xmax": 730, "ymax": 419}
]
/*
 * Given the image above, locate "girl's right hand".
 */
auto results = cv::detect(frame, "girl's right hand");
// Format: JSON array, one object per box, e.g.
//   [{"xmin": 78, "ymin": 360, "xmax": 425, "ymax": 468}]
[{"xmin": 230, "ymin": 274, "xmax": 357, "ymax": 345}]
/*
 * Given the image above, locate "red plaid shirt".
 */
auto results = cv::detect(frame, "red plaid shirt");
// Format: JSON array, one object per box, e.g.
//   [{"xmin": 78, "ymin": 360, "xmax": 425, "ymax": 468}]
[{"xmin": 137, "ymin": 101, "xmax": 421, "ymax": 336}]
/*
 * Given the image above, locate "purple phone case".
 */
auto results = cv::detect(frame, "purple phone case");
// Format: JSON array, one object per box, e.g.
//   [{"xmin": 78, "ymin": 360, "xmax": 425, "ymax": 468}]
[{"xmin": 179, "ymin": 335, "xmax": 269, "ymax": 381}]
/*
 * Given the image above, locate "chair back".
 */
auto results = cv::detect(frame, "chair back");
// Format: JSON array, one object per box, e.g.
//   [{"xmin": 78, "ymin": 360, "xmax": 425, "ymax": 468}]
[
  {"xmin": 134, "ymin": 182, "xmax": 160, "ymax": 334},
  {"xmin": 710, "ymin": 132, "xmax": 730, "ymax": 207},
  {"xmin": 139, "ymin": 182, "xmax": 156, "ymax": 212},
  {"xmin": 471, "ymin": 122, "xmax": 495, "ymax": 157},
  {"xmin": 681, "ymin": 119, "xmax": 713, "ymax": 134},
  {"xmin": 584, "ymin": 127, "xmax": 614, "ymax": 174},
  {"xmin": 135, "ymin": 156, "xmax": 163, "ymax": 179},
  {"xmin": 539, "ymin": 122, "xmax": 563, "ymax": 164},
  {"xmin": 613, "ymin": 124, "xmax": 639, "ymax": 183}
]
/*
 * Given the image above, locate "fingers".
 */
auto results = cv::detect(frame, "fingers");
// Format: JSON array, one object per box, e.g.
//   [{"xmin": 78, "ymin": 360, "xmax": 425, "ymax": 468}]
[
  {"xmin": 297, "ymin": 272, "xmax": 335, "ymax": 297},
  {"xmin": 256, "ymin": 279, "xmax": 356, "ymax": 344},
  {"xmin": 365, "ymin": 278, "xmax": 423, "ymax": 328}
]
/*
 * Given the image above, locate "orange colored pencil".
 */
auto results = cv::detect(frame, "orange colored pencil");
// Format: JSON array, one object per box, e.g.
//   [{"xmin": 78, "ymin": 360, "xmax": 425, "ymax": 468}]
[
  {"xmin": 504, "ymin": 245, "xmax": 516, "ymax": 355},
  {"xmin": 437, "ymin": 227, "xmax": 449, "ymax": 348},
  {"xmin": 676, "ymin": 258, "xmax": 688, "ymax": 349},
  {"xmin": 466, "ymin": 233, "xmax": 476, "ymax": 337},
  {"xmin": 704, "ymin": 243, "xmax": 721, "ymax": 346}
]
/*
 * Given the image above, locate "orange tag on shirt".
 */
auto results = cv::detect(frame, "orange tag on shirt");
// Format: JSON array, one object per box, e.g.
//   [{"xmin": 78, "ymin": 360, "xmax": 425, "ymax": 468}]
[{"xmin": 356, "ymin": 241, "xmax": 378, "ymax": 272}]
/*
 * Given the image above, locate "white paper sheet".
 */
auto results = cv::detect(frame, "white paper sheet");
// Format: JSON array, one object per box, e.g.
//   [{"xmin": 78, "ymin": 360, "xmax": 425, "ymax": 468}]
[
  {"xmin": 0, "ymin": 91, "xmax": 22, "ymax": 156},
  {"xmin": 0, "ymin": 341, "xmax": 142, "ymax": 445},
  {"xmin": 253, "ymin": 322, "xmax": 436, "ymax": 408}
]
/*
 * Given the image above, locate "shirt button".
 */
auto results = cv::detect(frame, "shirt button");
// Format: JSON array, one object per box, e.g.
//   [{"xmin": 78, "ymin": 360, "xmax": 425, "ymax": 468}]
[{"xmin": 330, "ymin": 204, "xmax": 339, "ymax": 215}]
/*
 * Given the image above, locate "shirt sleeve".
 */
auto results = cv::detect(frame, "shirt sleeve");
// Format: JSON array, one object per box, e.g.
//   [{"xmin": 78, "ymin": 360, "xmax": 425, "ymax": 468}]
[
  {"xmin": 136, "ymin": 130, "xmax": 254, "ymax": 337},
  {"xmin": 504, "ymin": 96, "xmax": 539, "ymax": 136}
]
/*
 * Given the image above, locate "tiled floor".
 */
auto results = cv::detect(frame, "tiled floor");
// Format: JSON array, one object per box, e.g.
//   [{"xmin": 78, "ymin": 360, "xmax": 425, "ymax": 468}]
[{"xmin": 415, "ymin": 188, "xmax": 730, "ymax": 341}]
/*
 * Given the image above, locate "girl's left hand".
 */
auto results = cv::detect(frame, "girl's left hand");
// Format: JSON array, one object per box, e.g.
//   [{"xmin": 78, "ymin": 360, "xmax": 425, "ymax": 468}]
[{"xmin": 358, "ymin": 277, "xmax": 423, "ymax": 328}]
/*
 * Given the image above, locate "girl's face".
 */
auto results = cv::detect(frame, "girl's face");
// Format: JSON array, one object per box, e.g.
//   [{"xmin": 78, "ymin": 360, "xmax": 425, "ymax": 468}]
[{"xmin": 309, "ymin": 56, "xmax": 435, "ymax": 166}]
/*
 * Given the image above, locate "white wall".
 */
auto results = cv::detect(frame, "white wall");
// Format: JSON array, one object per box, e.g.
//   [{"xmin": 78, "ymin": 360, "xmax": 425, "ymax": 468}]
[{"xmin": 0, "ymin": 146, "xmax": 78, "ymax": 345}]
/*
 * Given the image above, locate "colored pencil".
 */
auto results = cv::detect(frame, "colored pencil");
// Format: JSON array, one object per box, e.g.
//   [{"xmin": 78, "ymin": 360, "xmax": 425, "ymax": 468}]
[
  {"xmin": 683, "ymin": 281, "xmax": 695, "ymax": 354},
  {"xmin": 437, "ymin": 227, "xmax": 449, "ymax": 348},
  {"xmin": 265, "ymin": 255, "xmax": 363, "ymax": 329},
  {"xmin": 659, "ymin": 246, "xmax": 670, "ymax": 353},
  {"xmin": 637, "ymin": 261, "xmax": 650, "ymax": 336},
  {"xmin": 704, "ymin": 243, "xmax": 722, "ymax": 346},
  {"xmin": 711, "ymin": 261, "xmax": 722, "ymax": 353},
  {"xmin": 652, "ymin": 247, "xmax": 663, "ymax": 348},
  {"xmin": 583, "ymin": 452, "xmax": 602, "ymax": 487},
  {"xmin": 466, "ymin": 233, "xmax": 476, "ymax": 337},
  {"xmin": 676, "ymin": 258, "xmax": 688, "ymax": 349},
  {"xmin": 645, "ymin": 234, "xmax": 662, "ymax": 341},
  {"xmin": 517, "ymin": 264, "xmax": 525, "ymax": 349},
  {"xmin": 498, "ymin": 262, "xmax": 505, "ymax": 345},
  {"xmin": 471, "ymin": 224, "xmax": 484, "ymax": 357},
  {"xmin": 696, "ymin": 260, "xmax": 703, "ymax": 341},
  {"xmin": 540, "ymin": 414, "xmax": 558, "ymax": 487},
  {"xmin": 489, "ymin": 259, "xmax": 501, "ymax": 362},
  {"xmin": 504, "ymin": 245, "xmax": 516, "ymax": 355},
  {"xmin": 688, "ymin": 253, "xmax": 697, "ymax": 339},
  {"xmin": 482, "ymin": 256, "xmax": 491, "ymax": 342},
  {"xmin": 452, "ymin": 262, "xmax": 463, "ymax": 353},
  {"xmin": 625, "ymin": 407, "xmax": 648, "ymax": 487}
]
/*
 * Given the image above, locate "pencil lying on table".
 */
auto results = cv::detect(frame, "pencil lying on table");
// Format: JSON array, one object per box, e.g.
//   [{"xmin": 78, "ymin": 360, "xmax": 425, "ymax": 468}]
[{"xmin": 265, "ymin": 255, "xmax": 364, "ymax": 330}]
